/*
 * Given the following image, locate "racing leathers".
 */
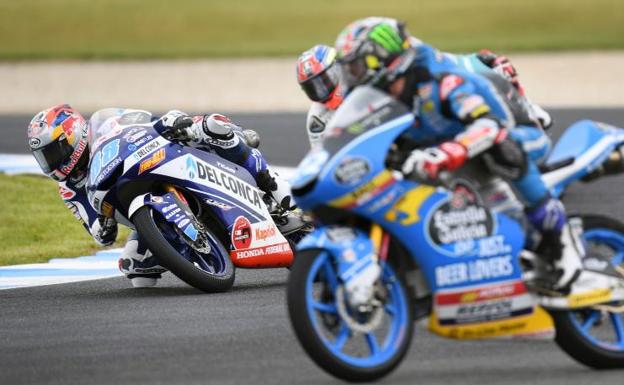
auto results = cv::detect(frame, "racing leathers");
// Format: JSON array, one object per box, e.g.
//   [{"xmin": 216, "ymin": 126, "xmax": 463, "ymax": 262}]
[
  {"xmin": 304, "ymin": 48, "xmax": 551, "ymax": 149},
  {"xmin": 62, "ymin": 108, "xmax": 291, "ymax": 287},
  {"xmin": 398, "ymin": 44, "xmax": 582, "ymax": 291}
]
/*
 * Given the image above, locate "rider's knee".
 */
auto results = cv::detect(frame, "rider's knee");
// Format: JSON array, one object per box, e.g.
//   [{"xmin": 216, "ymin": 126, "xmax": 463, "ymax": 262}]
[{"xmin": 484, "ymin": 137, "xmax": 528, "ymax": 180}]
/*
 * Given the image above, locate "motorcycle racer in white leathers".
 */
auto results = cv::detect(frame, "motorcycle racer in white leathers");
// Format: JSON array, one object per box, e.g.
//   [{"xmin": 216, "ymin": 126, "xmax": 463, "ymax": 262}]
[{"xmin": 27, "ymin": 105, "xmax": 291, "ymax": 288}]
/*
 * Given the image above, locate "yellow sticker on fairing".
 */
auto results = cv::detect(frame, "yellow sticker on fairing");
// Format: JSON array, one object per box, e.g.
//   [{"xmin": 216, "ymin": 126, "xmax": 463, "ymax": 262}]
[
  {"xmin": 384, "ymin": 185, "xmax": 435, "ymax": 226},
  {"xmin": 567, "ymin": 288, "xmax": 612, "ymax": 308},
  {"xmin": 329, "ymin": 170, "xmax": 395, "ymax": 209}
]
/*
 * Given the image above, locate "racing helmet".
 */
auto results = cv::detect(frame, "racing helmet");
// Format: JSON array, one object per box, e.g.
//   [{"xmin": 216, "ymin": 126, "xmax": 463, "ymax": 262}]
[
  {"xmin": 27, "ymin": 104, "xmax": 89, "ymax": 181},
  {"xmin": 335, "ymin": 17, "xmax": 411, "ymax": 90},
  {"xmin": 296, "ymin": 45, "xmax": 342, "ymax": 104}
]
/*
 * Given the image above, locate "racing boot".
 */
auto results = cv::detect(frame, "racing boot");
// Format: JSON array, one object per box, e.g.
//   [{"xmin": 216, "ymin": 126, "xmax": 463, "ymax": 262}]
[
  {"xmin": 256, "ymin": 166, "xmax": 295, "ymax": 211},
  {"xmin": 526, "ymin": 198, "xmax": 584, "ymax": 293},
  {"xmin": 118, "ymin": 232, "xmax": 167, "ymax": 288}
]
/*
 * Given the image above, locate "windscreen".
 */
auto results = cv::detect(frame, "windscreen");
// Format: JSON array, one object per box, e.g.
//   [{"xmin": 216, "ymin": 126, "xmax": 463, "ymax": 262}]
[
  {"xmin": 323, "ymin": 86, "xmax": 410, "ymax": 157},
  {"xmin": 88, "ymin": 108, "xmax": 153, "ymax": 151}
]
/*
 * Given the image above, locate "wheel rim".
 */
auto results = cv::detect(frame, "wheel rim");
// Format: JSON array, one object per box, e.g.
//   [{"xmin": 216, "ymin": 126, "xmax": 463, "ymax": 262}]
[
  {"xmin": 568, "ymin": 228, "xmax": 624, "ymax": 351},
  {"xmin": 155, "ymin": 215, "xmax": 230, "ymax": 276},
  {"xmin": 305, "ymin": 252, "xmax": 409, "ymax": 368}
]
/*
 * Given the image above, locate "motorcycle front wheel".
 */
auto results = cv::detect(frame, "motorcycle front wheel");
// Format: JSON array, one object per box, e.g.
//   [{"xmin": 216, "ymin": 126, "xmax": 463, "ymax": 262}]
[
  {"xmin": 133, "ymin": 206, "xmax": 235, "ymax": 293},
  {"xmin": 287, "ymin": 249, "xmax": 413, "ymax": 382}
]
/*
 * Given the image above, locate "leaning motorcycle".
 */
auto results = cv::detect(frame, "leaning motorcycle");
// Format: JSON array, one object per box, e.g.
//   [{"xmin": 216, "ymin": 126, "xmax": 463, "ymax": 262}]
[
  {"xmin": 286, "ymin": 86, "xmax": 624, "ymax": 381},
  {"xmin": 86, "ymin": 110, "xmax": 309, "ymax": 293}
]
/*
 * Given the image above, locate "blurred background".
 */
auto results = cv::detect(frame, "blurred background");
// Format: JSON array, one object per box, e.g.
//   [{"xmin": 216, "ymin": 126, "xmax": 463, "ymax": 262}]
[{"xmin": 3, "ymin": 2, "xmax": 624, "ymax": 385}]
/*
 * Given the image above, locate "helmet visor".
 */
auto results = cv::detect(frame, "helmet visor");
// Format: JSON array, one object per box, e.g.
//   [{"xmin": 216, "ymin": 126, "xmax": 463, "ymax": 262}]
[
  {"xmin": 300, "ymin": 64, "xmax": 340, "ymax": 102},
  {"xmin": 338, "ymin": 56, "xmax": 369, "ymax": 90},
  {"xmin": 32, "ymin": 137, "xmax": 73, "ymax": 174}
]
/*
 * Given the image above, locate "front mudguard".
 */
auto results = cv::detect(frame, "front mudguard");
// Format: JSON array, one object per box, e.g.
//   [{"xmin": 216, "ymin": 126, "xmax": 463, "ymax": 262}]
[
  {"xmin": 128, "ymin": 192, "xmax": 200, "ymax": 242},
  {"xmin": 297, "ymin": 226, "xmax": 377, "ymax": 282}
]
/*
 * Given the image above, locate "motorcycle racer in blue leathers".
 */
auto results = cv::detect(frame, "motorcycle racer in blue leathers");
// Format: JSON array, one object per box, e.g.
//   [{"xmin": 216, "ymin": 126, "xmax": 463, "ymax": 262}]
[
  {"xmin": 27, "ymin": 105, "xmax": 292, "ymax": 288},
  {"xmin": 333, "ymin": 17, "xmax": 583, "ymax": 295},
  {"xmin": 296, "ymin": 42, "xmax": 552, "ymax": 150}
]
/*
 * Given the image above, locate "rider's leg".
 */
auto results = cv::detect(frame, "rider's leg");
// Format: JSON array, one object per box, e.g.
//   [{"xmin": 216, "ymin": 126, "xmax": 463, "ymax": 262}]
[
  {"xmin": 118, "ymin": 231, "xmax": 167, "ymax": 288},
  {"xmin": 204, "ymin": 116, "xmax": 293, "ymax": 209},
  {"xmin": 508, "ymin": 126, "xmax": 583, "ymax": 290}
]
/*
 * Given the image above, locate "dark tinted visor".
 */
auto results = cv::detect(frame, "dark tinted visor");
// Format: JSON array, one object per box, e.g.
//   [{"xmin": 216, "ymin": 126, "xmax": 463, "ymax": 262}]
[
  {"xmin": 300, "ymin": 64, "xmax": 340, "ymax": 102},
  {"xmin": 338, "ymin": 57, "xmax": 369, "ymax": 90},
  {"xmin": 32, "ymin": 138, "xmax": 73, "ymax": 174}
]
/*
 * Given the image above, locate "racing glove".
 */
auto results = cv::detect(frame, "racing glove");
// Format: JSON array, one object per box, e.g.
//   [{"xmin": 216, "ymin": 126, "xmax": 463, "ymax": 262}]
[
  {"xmin": 155, "ymin": 110, "xmax": 195, "ymax": 142},
  {"xmin": 94, "ymin": 215, "xmax": 118, "ymax": 246},
  {"xmin": 402, "ymin": 142, "xmax": 468, "ymax": 180},
  {"xmin": 477, "ymin": 49, "xmax": 525, "ymax": 96}
]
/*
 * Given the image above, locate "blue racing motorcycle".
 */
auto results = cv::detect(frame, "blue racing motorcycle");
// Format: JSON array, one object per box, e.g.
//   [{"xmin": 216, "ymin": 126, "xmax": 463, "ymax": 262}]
[
  {"xmin": 286, "ymin": 86, "xmax": 624, "ymax": 381},
  {"xmin": 86, "ymin": 109, "xmax": 308, "ymax": 293}
]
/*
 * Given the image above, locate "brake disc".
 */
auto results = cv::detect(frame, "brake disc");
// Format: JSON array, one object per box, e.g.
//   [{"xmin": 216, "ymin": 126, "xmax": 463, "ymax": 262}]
[{"xmin": 335, "ymin": 286, "xmax": 385, "ymax": 334}]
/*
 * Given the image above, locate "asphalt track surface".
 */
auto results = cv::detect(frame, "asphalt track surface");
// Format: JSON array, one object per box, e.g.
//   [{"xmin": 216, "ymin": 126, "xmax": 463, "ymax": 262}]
[{"xmin": 3, "ymin": 109, "xmax": 624, "ymax": 385}]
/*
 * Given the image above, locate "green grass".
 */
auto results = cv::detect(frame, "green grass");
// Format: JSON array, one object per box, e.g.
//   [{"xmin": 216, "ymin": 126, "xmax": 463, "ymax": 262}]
[
  {"xmin": 1, "ymin": 0, "xmax": 623, "ymax": 60},
  {"xmin": 0, "ymin": 174, "xmax": 128, "ymax": 266}
]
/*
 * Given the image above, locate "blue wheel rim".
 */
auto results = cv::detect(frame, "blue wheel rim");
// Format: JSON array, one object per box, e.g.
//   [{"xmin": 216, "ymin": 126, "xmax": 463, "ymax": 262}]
[
  {"xmin": 568, "ymin": 228, "xmax": 624, "ymax": 351},
  {"xmin": 156, "ymin": 216, "xmax": 230, "ymax": 276},
  {"xmin": 305, "ymin": 252, "xmax": 409, "ymax": 368}
]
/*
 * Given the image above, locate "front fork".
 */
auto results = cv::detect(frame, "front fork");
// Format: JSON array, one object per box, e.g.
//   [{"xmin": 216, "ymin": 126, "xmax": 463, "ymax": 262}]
[{"xmin": 340, "ymin": 224, "xmax": 387, "ymax": 309}]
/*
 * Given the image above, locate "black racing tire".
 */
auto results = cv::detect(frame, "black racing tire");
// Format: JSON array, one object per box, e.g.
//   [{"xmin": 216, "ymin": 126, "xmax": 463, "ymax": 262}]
[
  {"xmin": 550, "ymin": 214, "xmax": 624, "ymax": 368},
  {"xmin": 287, "ymin": 249, "xmax": 414, "ymax": 382},
  {"xmin": 133, "ymin": 206, "xmax": 235, "ymax": 293}
]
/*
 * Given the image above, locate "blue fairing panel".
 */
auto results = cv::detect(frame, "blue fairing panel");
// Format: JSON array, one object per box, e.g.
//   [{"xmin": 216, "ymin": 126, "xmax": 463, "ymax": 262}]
[{"xmin": 548, "ymin": 120, "xmax": 619, "ymax": 164}]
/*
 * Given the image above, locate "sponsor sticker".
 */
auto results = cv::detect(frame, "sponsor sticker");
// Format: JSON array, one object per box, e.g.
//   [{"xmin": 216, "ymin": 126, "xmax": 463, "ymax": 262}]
[
  {"xmin": 233, "ymin": 242, "xmax": 290, "ymax": 260},
  {"xmin": 329, "ymin": 170, "xmax": 396, "ymax": 209},
  {"xmin": 138, "ymin": 148, "xmax": 166, "ymax": 174},
  {"xmin": 255, "ymin": 224, "xmax": 277, "ymax": 241},
  {"xmin": 334, "ymin": 157, "xmax": 371, "ymax": 185},
  {"xmin": 59, "ymin": 185, "xmax": 76, "ymax": 200},
  {"xmin": 133, "ymin": 139, "xmax": 161, "ymax": 161},
  {"xmin": 205, "ymin": 198, "xmax": 233, "ymax": 211},
  {"xmin": 435, "ymin": 281, "xmax": 533, "ymax": 325},
  {"xmin": 439, "ymin": 74, "xmax": 464, "ymax": 100},
  {"xmin": 428, "ymin": 181, "xmax": 493, "ymax": 245},
  {"xmin": 186, "ymin": 158, "xmax": 263, "ymax": 212},
  {"xmin": 567, "ymin": 288, "xmax": 612, "ymax": 308},
  {"xmin": 435, "ymin": 256, "xmax": 514, "ymax": 287},
  {"xmin": 232, "ymin": 216, "xmax": 252, "ymax": 249}
]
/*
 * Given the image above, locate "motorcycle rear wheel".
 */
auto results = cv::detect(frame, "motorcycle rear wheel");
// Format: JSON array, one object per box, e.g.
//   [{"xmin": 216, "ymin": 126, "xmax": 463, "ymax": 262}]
[{"xmin": 551, "ymin": 215, "xmax": 624, "ymax": 368}]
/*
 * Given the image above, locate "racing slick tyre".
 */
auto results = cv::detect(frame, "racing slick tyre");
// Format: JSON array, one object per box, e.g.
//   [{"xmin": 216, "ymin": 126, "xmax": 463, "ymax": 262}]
[
  {"xmin": 550, "ymin": 215, "xmax": 624, "ymax": 368},
  {"xmin": 133, "ymin": 206, "xmax": 235, "ymax": 293},
  {"xmin": 287, "ymin": 249, "xmax": 414, "ymax": 382}
]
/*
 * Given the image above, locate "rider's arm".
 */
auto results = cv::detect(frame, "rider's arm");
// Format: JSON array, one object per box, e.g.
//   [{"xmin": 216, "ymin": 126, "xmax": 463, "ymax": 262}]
[
  {"xmin": 442, "ymin": 74, "xmax": 509, "ymax": 158},
  {"xmin": 59, "ymin": 182, "xmax": 117, "ymax": 246},
  {"xmin": 154, "ymin": 110, "xmax": 257, "ymax": 150},
  {"xmin": 402, "ymin": 75, "xmax": 508, "ymax": 180}
]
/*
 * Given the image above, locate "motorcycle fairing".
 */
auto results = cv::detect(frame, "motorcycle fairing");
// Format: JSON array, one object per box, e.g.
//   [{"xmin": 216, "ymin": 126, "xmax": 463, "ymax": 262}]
[
  {"xmin": 544, "ymin": 120, "xmax": 624, "ymax": 196},
  {"xmin": 128, "ymin": 192, "xmax": 200, "ymax": 242},
  {"xmin": 295, "ymin": 90, "xmax": 552, "ymax": 339},
  {"xmin": 87, "ymin": 123, "xmax": 293, "ymax": 268},
  {"xmin": 298, "ymin": 226, "xmax": 377, "ymax": 283}
]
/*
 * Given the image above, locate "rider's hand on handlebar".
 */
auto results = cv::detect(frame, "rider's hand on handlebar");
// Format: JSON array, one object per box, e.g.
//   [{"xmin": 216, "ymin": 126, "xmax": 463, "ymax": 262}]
[
  {"xmin": 95, "ymin": 215, "xmax": 118, "ymax": 246},
  {"xmin": 402, "ymin": 142, "xmax": 467, "ymax": 181},
  {"xmin": 156, "ymin": 110, "xmax": 195, "ymax": 142}
]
